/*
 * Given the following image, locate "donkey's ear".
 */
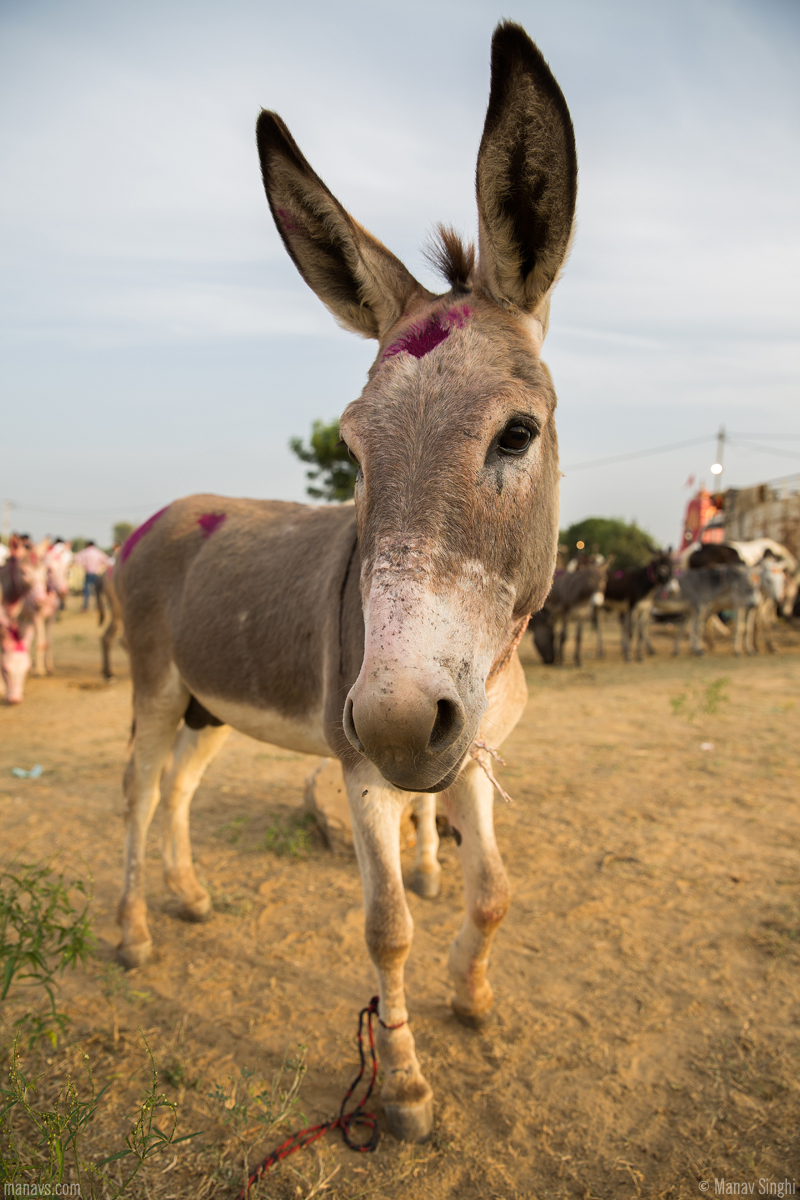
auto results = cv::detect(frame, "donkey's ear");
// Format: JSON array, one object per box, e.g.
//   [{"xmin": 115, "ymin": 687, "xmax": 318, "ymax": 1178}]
[
  {"xmin": 257, "ymin": 112, "xmax": 426, "ymax": 339},
  {"xmin": 475, "ymin": 23, "xmax": 577, "ymax": 318}
]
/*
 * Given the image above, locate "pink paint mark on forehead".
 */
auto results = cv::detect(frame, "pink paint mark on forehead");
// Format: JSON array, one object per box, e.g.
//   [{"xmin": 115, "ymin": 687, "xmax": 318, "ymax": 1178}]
[
  {"xmin": 197, "ymin": 512, "xmax": 227, "ymax": 538},
  {"xmin": 383, "ymin": 304, "xmax": 474, "ymax": 362},
  {"xmin": 120, "ymin": 505, "xmax": 170, "ymax": 564}
]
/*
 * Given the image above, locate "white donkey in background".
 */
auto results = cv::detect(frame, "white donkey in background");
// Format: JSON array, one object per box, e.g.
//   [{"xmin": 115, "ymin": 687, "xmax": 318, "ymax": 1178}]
[{"xmin": 114, "ymin": 22, "xmax": 577, "ymax": 1141}]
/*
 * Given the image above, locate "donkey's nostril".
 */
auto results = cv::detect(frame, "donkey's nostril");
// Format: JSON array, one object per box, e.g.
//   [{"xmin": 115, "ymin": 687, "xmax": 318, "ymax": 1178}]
[
  {"xmin": 343, "ymin": 695, "xmax": 365, "ymax": 754},
  {"xmin": 428, "ymin": 696, "xmax": 465, "ymax": 752}
]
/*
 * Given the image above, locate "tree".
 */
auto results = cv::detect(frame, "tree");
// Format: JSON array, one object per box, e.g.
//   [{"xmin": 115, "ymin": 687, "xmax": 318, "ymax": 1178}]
[
  {"xmin": 289, "ymin": 418, "xmax": 357, "ymax": 502},
  {"xmin": 113, "ymin": 521, "xmax": 135, "ymax": 546},
  {"xmin": 561, "ymin": 517, "xmax": 658, "ymax": 571}
]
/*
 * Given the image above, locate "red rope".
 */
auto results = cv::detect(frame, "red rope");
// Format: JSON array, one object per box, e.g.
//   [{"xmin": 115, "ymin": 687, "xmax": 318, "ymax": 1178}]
[{"xmin": 238, "ymin": 996, "xmax": 403, "ymax": 1198}]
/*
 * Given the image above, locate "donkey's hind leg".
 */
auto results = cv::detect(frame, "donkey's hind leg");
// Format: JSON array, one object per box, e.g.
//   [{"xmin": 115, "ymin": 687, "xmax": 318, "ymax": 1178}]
[
  {"xmin": 443, "ymin": 761, "xmax": 510, "ymax": 1027},
  {"xmin": 410, "ymin": 794, "xmax": 440, "ymax": 898},
  {"xmin": 118, "ymin": 670, "xmax": 188, "ymax": 969},
  {"xmin": 161, "ymin": 722, "xmax": 231, "ymax": 921}
]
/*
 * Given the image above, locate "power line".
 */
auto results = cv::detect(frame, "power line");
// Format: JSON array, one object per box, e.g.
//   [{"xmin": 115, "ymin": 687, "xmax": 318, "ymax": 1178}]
[
  {"xmin": 562, "ymin": 431, "xmax": 800, "ymax": 473},
  {"xmin": 728, "ymin": 439, "xmax": 800, "ymax": 461},
  {"xmin": 562, "ymin": 435, "xmax": 713, "ymax": 472},
  {"xmin": 5, "ymin": 500, "xmax": 162, "ymax": 517}
]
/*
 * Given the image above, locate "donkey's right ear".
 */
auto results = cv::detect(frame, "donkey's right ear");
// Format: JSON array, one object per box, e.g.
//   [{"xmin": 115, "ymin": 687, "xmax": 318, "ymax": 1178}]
[
  {"xmin": 475, "ymin": 23, "xmax": 577, "ymax": 319},
  {"xmin": 256, "ymin": 112, "xmax": 426, "ymax": 339}
]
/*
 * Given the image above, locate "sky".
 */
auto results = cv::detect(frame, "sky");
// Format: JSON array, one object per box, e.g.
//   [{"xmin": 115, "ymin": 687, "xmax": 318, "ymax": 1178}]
[{"xmin": 1, "ymin": 0, "xmax": 799, "ymax": 547}]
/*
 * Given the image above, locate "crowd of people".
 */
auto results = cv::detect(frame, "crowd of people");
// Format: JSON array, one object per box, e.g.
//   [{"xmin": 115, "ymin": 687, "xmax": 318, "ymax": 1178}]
[{"xmin": 0, "ymin": 534, "xmax": 118, "ymax": 610}]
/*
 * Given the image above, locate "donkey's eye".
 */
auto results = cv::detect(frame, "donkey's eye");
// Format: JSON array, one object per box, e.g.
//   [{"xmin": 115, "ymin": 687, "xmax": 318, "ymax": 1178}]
[
  {"xmin": 498, "ymin": 422, "xmax": 534, "ymax": 455},
  {"xmin": 338, "ymin": 439, "xmax": 360, "ymax": 467}
]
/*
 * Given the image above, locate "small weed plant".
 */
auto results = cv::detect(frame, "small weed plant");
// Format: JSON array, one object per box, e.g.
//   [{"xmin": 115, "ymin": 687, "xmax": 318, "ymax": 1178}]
[
  {"xmin": 97, "ymin": 962, "xmax": 150, "ymax": 1046},
  {"xmin": 0, "ymin": 860, "xmax": 94, "ymax": 1047},
  {"xmin": 0, "ymin": 1034, "xmax": 199, "ymax": 1196},
  {"xmin": 208, "ymin": 1045, "xmax": 308, "ymax": 1193},
  {"xmin": 0, "ymin": 858, "xmax": 200, "ymax": 1192}
]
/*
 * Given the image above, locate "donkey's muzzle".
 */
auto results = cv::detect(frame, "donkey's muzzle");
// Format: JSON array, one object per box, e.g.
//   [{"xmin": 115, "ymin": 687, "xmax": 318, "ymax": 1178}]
[{"xmin": 343, "ymin": 684, "xmax": 468, "ymax": 792}]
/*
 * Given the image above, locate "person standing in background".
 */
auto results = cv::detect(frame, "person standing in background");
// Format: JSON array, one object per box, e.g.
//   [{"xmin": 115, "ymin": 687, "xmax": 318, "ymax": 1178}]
[{"xmin": 74, "ymin": 540, "xmax": 110, "ymax": 611}]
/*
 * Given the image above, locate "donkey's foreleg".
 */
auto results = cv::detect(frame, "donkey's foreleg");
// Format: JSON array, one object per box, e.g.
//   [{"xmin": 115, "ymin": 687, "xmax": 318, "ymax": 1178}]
[
  {"xmin": 161, "ymin": 723, "xmax": 230, "ymax": 920},
  {"xmin": 689, "ymin": 606, "xmax": 706, "ymax": 656},
  {"xmin": 639, "ymin": 601, "xmax": 656, "ymax": 658},
  {"xmin": 345, "ymin": 768, "xmax": 433, "ymax": 1142},
  {"xmin": 410, "ymin": 794, "xmax": 440, "ymax": 898},
  {"xmin": 118, "ymin": 676, "xmax": 188, "ymax": 969},
  {"xmin": 32, "ymin": 612, "xmax": 47, "ymax": 676},
  {"xmin": 442, "ymin": 761, "xmax": 510, "ymax": 1027},
  {"xmin": 619, "ymin": 611, "xmax": 631, "ymax": 662},
  {"xmin": 44, "ymin": 613, "xmax": 55, "ymax": 674},
  {"xmin": 594, "ymin": 608, "xmax": 605, "ymax": 659}
]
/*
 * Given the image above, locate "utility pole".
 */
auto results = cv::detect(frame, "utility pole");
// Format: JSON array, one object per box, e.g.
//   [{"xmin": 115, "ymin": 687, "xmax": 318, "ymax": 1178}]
[
  {"xmin": 1, "ymin": 499, "xmax": 12, "ymax": 546},
  {"xmin": 710, "ymin": 425, "xmax": 725, "ymax": 489}
]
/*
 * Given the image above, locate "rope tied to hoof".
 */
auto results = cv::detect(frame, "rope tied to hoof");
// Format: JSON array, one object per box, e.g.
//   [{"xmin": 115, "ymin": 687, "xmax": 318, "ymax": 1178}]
[{"xmin": 238, "ymin": 995, "xmax": 404, "ymax": 1198}]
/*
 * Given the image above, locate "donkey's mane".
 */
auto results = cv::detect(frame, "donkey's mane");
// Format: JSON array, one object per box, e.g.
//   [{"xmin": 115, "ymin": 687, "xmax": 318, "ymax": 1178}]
[{"xmin": 424, "ymin": 224, "xmax": 475, "ymax": 293}]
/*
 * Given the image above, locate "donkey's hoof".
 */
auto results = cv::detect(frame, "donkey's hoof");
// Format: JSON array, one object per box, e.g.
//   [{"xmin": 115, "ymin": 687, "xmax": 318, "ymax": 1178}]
[
  {"xmin": 383, "ymin": 1094, "xmax": 433, "ymax": 1143},
  {"xmin": 117, "ymin": 940, "xmax": 152, "ymax": 970},
  {"xmin": 178, "ymin": 896, "xmax": 213, "ymax": 923},
  {"xmin": 410, "ymin": 867, "xmax": 441, "ymax": 899},
  {"xmin": 451, "ymin": 1000, "xmax": 494, "ymax": 1030}
]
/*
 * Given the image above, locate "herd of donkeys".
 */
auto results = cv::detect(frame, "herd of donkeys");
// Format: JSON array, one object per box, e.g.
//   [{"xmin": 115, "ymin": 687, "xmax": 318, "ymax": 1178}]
[{"xmin": 529, "ymin": 537, "xmax": 799, "ymax": 666}]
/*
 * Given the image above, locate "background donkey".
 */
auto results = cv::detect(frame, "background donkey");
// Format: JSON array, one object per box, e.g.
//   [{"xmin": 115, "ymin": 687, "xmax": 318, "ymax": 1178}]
[{"xmin": 114, "ymin": 22, "xmax": 577, "ymax": 1142}]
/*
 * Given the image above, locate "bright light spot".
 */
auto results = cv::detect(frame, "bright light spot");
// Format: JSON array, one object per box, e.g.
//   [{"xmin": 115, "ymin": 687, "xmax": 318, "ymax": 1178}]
[
  {"xmin": 576, "ymin": 540, "xmax": 585, "ymax": 549},
  {"xmin": 711, "ymin": 462, "xmax": 723, "ymax": 475}
]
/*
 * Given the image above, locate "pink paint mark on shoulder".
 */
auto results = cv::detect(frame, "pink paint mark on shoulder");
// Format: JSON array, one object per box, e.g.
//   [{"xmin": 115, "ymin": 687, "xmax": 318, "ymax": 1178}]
[
  {"xmin": 120, "ymin": 506, "xmax": 170, "ymax": 564},
  {"xmin": 382, "ymin": 304, "xmax": 474, "ymax": 362},
  {"xmin": 197, "ymin": 512, "xmax": 227, "ymax": 538}
]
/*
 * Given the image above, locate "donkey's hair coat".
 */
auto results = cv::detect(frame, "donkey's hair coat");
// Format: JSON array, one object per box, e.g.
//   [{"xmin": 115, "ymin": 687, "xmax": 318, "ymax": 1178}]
[{"xmin": 114, "ymin": 22, "xmax": 577, "ymax": 1142}]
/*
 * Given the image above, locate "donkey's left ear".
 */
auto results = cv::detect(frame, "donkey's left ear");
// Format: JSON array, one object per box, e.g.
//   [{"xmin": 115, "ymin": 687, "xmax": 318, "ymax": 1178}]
[
  {"xmin": 257, "ymin": 111, "xmax": 427, "ymax": 339},
  {"xmin": 475, "ymin": 23, "xmax": 577, "ymax": 318}
]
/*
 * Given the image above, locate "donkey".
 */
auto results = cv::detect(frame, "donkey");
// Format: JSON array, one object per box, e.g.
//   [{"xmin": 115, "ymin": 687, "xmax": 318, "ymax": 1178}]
[
  {"xmin": 0, "ymin": 537, "xmax": 37, "ymax": 703},
  {"xmin": 546, "ymin": 559, "xmax": 610, "ymax": 667},
  {"xmin": 676, "ymin": 566, "xmax": 762, "ymax": 656},
  {"xmin": 604, "ymin": 551, "xmax": 673, "ymax": 662},
  {"xmin": 114, "ymin": 22, "xmax": 577, "ymax": 1142}
]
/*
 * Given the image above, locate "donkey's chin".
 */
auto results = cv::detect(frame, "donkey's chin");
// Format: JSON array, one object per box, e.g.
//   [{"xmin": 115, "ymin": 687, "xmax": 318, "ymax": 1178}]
[{"xmin": 366, "ymin": 744, "xmax": 470, "ymax": 794}]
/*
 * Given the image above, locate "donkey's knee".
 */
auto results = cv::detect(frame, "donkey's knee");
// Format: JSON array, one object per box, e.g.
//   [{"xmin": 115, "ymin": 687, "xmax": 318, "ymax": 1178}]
[
  {"xmin": 469, "ymin": 883, "xmax": 511, "ymax": 935},
  {"xmin": 365, "ymin": 902, "xmax": 413, "ymax": 972}
]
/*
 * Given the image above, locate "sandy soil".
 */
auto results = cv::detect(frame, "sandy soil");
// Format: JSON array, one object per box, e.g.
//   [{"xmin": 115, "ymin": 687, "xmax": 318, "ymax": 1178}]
[{"xmin": 2, "ymin": 604, "xmax": 800, "ymax": 1199}]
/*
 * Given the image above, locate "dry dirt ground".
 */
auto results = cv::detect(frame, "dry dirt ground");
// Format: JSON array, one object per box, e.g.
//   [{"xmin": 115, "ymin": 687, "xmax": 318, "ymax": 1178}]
[{"xmin": 2, "ymin": 604, "xmax": 800, "ymax": 1199}]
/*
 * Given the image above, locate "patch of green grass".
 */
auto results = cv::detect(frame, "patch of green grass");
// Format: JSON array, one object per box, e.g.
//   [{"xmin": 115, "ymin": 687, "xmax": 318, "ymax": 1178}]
[
  {"xmin": 669, "ymin": 676, "xmax": 730, "ymax": 722},
  {"xmin": 258, "ymin": 813, "xmax": 315, "ymax": 858},
  {"xmin": 218, "ymin": 815, "xmax": 248, "ymax": 845}
]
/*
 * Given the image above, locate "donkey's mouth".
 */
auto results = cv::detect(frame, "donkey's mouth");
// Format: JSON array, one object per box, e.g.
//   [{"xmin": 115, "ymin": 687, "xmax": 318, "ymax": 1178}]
[
  {"xmin": 343, "ymin": 692, "xmax": 473, "ymax": 793},
  {"xmin": 363, "ymin": 745, "xmax": 468, "ymax": 794}
]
